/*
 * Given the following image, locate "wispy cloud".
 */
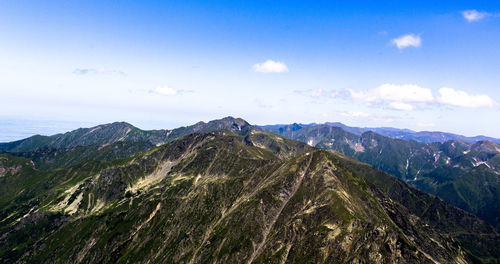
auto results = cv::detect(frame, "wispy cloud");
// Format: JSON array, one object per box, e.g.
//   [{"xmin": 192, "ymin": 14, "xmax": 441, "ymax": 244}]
[
  {"xmin": 295, "ymin": 88, "xmax": 341, "ymax": 98},
  {"xmin": 255, "ymin": 98, "xmax": 273, "ymax": 108},
  {"xmin": 372, "ymin": 117, "xmax": 394, "ymax": 123},
  {"xmin": 340, "ymin": 111, "xmax": 371, "ymax": 118},
  {"xmin": 417, "ymin": 122, "xmax": 436, "ymax": 128},
  {"xmin": 437, "ymin": 87, "xmax": 497, "ymax": 108},
  {"xmin": 73, "ymin": 68, "xmax": 126, "ymax": 76},
  {"xmin": 462, "ymin": 10, "xmax": 489, "ymax": 22},
  {"xmin": 391, "ymin": 34, "xmax": 421, "ymax": 49},
  {"xmin": 340, "ymin": 111, "xmax": 397, "ymax": 124},
  {"xmin": 149, "ymin": 86, "xmax": 192, "ymax": 96},
  {"xmin": 252, "ymin": 60, "xmax": 289, "ymax": 73}
]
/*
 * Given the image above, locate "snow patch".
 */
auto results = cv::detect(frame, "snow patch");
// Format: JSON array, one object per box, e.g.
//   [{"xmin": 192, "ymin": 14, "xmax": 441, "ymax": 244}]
[
  {"xmin": 472, "ymin": 157, "xmax": 491, "ymax": 168},
  {"xmin": 414, "ymin": 169, "xmax": 422, "ymax": 181},
  {"xmin": 433, "ymin": 153, "xmax": 440, "ymax": 163}
]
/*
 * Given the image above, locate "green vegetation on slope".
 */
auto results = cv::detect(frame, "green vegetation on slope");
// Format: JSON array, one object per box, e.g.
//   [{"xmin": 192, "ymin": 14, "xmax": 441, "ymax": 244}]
[
  {"xmin": 261, "ymin": 123, "xmax": 500, "ymax": 229},
  {"xmin": 1, "ymin": 131, "xmax": 498, "ymax": 263}
]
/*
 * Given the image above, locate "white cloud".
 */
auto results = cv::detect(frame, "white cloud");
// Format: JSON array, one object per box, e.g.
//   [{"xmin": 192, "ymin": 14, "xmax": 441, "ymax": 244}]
[
  {"xmin": 255, "ymin": 98, "xmax": 273, "ymax": 108},
  {"xmin": 340, "ymin": 111, "xmax": 371, "ymax": 118},
  {"xmin": 303, "ymin": 88, "xmax": 339, "ymax": 98},
  {"xmin": 310, "ymin": 88, "xmax": 325, "ymax": 97},
  {"xmin": 462, "ymin": 10, "xmax": 489, "ymax": 22},
  {"xmin": 73, "ymin": 68, "xmax": 125, "ymax": 76},
  {"xmin": 151, "ymin": 86, "xmax": 178, "ymax": 96},
  {"xmin": 349, "ymin": 84, "xmax": 434, "ymax": 103},
  {"xmin": 298, "ymin": 82, "xmax": 497, "ymax": 111},
  {"xmin": 391, "ymin": 34, "xmax": 422, "ymax": 49},
  {"xmin": 252, "ymin": 60, "xmax": 289, "ymax": 73},
  {"xmin": 437, "ymin": 87, "xmax": 497, "ymax": 108},
  {"xmin": 390, "ymin": 102, "xmax": 414, "ymax": 111}
]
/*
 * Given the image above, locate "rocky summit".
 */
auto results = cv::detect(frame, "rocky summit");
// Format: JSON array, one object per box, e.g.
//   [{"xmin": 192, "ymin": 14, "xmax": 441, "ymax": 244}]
[{"xmin": 1, "ymin": 121, "xmax": 499, "ymax": 263}]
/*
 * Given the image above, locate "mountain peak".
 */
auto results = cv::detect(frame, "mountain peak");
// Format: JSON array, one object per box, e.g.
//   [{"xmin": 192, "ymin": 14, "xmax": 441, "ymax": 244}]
[
  {"xmin": 2, "ymin": 130, "xmax": 497, "ymax": 263},
  {"xmin": 214, "ymin": 116, "xmax": 249, "ymax": 125}
]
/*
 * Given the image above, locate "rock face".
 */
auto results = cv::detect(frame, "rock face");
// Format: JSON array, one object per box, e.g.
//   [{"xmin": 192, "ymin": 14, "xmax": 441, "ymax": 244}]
[
  {"xmin": 1, "ymin": 131, "xmax": 498, "ymax": 263},
  {"xmin": 259, "ymin": 123, "xmax": 500, "ymax": 229}
]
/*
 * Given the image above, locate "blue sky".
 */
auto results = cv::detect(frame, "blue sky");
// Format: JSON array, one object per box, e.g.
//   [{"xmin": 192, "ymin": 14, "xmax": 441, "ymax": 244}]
[{"xmin": 1, "ymin": 0, "xmax": 500, "ymax": 138}]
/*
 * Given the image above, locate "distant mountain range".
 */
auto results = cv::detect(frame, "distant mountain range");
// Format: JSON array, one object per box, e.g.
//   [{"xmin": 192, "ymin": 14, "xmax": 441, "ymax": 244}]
[
  {"xmin": 261, "ymin": 122, "xmax": 500, "ymax": 144},
  {"xmin": 0, "ymin": 117, "xmax": 499, "ymax": 263},
  {"xmin": 259, "ymin": 123, "xmax": 500, "ymax": 230}
]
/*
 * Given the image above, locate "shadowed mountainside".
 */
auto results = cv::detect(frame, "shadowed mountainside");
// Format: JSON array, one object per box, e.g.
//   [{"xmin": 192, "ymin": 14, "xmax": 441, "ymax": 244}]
[
  {"xmin": 0, "ymin": 117, "xmax": 252, "ymax": 153},
  {"xmin": 0, "ymin": 117, "xmax": 252, "ymax": 171},
  {"xmin": 1, "ymin": 129, "xmax": 499, "ymax": 263}
]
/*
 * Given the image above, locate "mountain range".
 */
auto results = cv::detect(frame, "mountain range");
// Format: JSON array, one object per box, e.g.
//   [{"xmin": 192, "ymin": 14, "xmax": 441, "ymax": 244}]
[
  {"xmin": 261, "ymin": 122, "xmax": 500, "ymax": 144},
  {"xmin": 259, "ymin": 123, "xmax": 500, "ymax": 230},
  {"xmin": 1, "ymin": 117, "xmax": 499, "ymax": 263}
]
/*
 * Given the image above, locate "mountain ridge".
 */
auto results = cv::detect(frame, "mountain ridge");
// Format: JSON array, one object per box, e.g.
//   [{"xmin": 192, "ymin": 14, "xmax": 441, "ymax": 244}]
[
  {"xmin": 258, "ymin": 122, "xmax": 500, "ymax": 144},
  {"xmin": 1, "ymin": 116, "xmax": 500, "ymax": 255},
  {"xmin": 0, "ymin": 117, "xmax": 252, "ymax": 153},
  {"xmin": 3, "ymin": 117, "xmax": 500, "ymax": 229},
  {"xmin": 259, "ymin": 122, "xmax": 500, "ymax": 229},
  {"xmin": 1, "ymin": 130, "xmax": 498, "ymax": 263}
]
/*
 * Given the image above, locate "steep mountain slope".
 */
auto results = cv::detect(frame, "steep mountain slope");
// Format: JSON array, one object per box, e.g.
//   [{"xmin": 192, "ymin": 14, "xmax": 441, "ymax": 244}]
[
  {"xmin": 0, "ymin": 117, "xmax": 253, "ymax": 171},
  {"xmin": 1, "ymin": 132, "xmax": 498, "ymax": 263},
  {"xmin": 260, "ymin": 124, "xmax": 500, "ymax": 229},
  {"xmin": 4, "ymin": 117, "xmax": 499, "ymax": 230},
  {"xmin": 9, "ymin": 141, "xmax": 156, "ymax": 171}
]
